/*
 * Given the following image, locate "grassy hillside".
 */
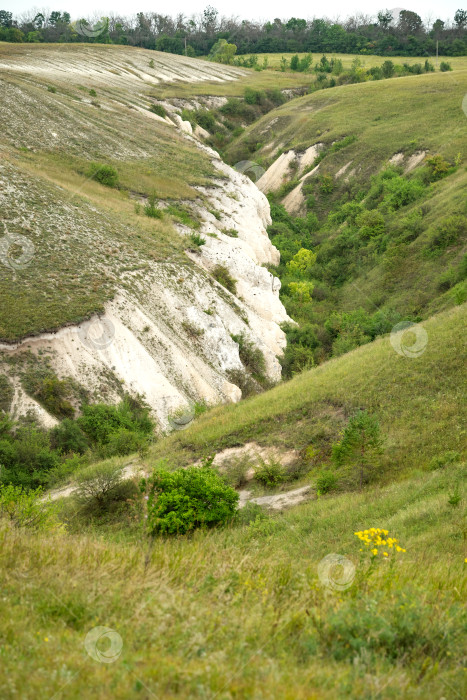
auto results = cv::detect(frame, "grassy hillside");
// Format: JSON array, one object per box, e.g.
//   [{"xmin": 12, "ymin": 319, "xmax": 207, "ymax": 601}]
[
  {"xmin": 0, "ymin": 49, "xmax": 219, "ymax": 340},
  {"xmin": 224, "ymin": 70, "xmax": 467, "ymax": 371},
  {"xmin": 1, "ymin": 304, "xmax": 465, "ymax": 699},
  {"xmin": 147, "ymin": 303, "xmax": 466, "ymax": 477}
]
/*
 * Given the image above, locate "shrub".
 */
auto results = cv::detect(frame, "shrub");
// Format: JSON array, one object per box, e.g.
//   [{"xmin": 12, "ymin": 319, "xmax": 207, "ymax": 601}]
[
  {"xmin": 195, "ymin": 109, "xmax": 216, "ymax": 132},
  {"xmin": 428, "ymin": 215, "xmax": 466, "ymax": 251},
  {"xmin": 149, "ymin": 103, "xmax": 166, "ymax": 118},
  {"xmin": 332, "ymin": 411, "xmax": 383, "ymax": 489},
  {"xmin": 226, "ymin": 369, "xmax": 261, "ymax": 398},
  {"xmin": 425, "ymin": 154, "xmax": 451, "ymax": 181},
  {"xmin": 381, "ymin": 61, "xmax": 395, "ymax": 78},
  {"xmin": 47, "ymin": 85, "xmax": 57, "ymax": 93},
  {"xmin": 74, "ymin": 458, "xmax": 126, "ymax": 508},
  {"xmin": 21, "ymin": 368, "xmax": 74, "ymax": 419},
  {"xmin": 220, "ymin": 456, "xmax": 251, "ymax": 488},
  {"xmin": 142, "ymin": 465, "xmax": 238, "ymax": 535},
  {"xmin": 50, "ymin": 418, "xmax": 88, "ymax": 455},
  {"xmin": 189, "ymin": 232, "xmax": 206, "ymax": 248},
  {"xmin": 144, "ymin": 194, "xmax": 163, "ymax": 219},
  {"xmin": 0, "ymin": 484, "xmax": 62, "ymax": 531},
  {"xmin": 212, "ymin": 264, "xmax": 237, "ymax": 294},
  {"xmin": 0, "ymin": 375, "xmax": 13, "ymax": 412},
  {"xmin": 440, "ymin": 62, "xmax": 452, "ymax": 72},
  {"xmin": 231, "ymin": 333, "xmax": 266, "ymax": 380},
  {"xmin": 87, "ymin": 163, "xmax": 119, "ymax": 188},
  {"xmin": 319, "ymin": 174, "xmax": 334, "ymax": 194},
  {"xmin": 316, "ymin": 470, "xmax": 338, "ymax": 494},
  {"xmin": 254, "ymin": 457, "xmax": 287, "ymax": 487}
]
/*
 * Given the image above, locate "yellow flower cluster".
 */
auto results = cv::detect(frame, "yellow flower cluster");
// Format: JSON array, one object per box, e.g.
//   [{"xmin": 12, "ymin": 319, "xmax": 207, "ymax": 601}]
[{"xmin": 354, "ymin": 527, "xmax": 406, "ymax": 557}]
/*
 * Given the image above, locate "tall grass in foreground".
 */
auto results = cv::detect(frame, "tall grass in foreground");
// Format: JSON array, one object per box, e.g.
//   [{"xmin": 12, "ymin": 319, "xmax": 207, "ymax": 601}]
[{"xmin": 1, "ymin": 462, "xmax": 465, "ymax": 699}]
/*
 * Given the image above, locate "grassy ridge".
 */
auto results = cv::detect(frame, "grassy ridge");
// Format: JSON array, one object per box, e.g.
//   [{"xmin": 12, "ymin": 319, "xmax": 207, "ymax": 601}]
[
  {"xmin": 226, "ymin": 70, "xmax": 467, "ymax": 168},
  {"xmin": 147, "ymin": 304, "xmax": 466, "ymax": 481}
]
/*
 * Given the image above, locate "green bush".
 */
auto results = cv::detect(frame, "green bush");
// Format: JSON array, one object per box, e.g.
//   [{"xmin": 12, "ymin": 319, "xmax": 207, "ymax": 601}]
[
  {"xmin": 144, "ymin": 194, "xmax": 163, "ymax": 219},
  {"xmin": 74, "ymin": 458, "xmax": 127, "ymax": 508},
  {"xmin": 428, "ymin": 215, "xmax": 466, "ymax": 251},
  {"xmin": 189, "ymin": 232, "xmax": 206, "ymax": 248},
  {"xmin": 440, "ymin": 62, "xmax": 452, "ymax": 72},
  {"xmin": 254, "ymin": 457, "xmax": 287, "ymax": 487},
  {"xmin": 142, "ymin": 465, "xmax": 239, "ymax": 535},
  {"xmin": 50, "ymin": 418, "xmax": 88, "ymax": 455},
  {"xmin": 0, "ymin": 484, "xmax": 62, "ymax": 531},
  {"xmin": 220, "ymin": 457, "xmax": 251, "ymax": 488},
  {"xmin": 149, "ymin": 103, "xmax": 167, "ymax": 118},
  {"xmin": 231, "ymin": 333, "xmax": 266, "ymax": 380},
  {"xmin": 87, "ymin": 162, "xmax": 119, "ymax": 188},
  {"xmin": 195, "ymin": 109, "xmax": 216, "ymax": 132},
  {"xmin": 212, "ymin": 264, "xmax": 237, "ymax": 294},
  {"xmin": 316, "ymin": 470, "xmax": 338, "ymax": 494},
  {"xmin": 22, "ymin": 367, "xmax": 75, "ymax": 418}
]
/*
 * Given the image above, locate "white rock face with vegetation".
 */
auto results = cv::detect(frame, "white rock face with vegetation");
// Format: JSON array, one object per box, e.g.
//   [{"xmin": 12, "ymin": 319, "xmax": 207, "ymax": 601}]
[{"xmin": 0, "ymin": 46, "xmax": 290, "ymax": 430}]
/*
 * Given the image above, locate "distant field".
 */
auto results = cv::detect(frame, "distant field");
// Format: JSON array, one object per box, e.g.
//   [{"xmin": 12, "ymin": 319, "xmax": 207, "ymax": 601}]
[{"xmin": 235, "ymin": 52, "xmax": 467, "ymax": 72}]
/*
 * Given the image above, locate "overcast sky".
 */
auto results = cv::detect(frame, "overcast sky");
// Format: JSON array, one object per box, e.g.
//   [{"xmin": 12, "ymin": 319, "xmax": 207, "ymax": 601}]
[{"xmin": 7, "ymin": 2, "xmax": 462, "ymax": 24}]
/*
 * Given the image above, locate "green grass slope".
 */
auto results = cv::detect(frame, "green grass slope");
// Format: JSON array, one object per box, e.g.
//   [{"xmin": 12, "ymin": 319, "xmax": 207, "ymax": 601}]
[
  {"xmin": 224, "ymin": 70, "xmax": 467, "ymax": 369},
  {"xmin": 150, "ymin": 303, "xmax": 466, "ymax": 478},
  {"xmin": 1, "ymin": 304, "xmax": 465, "ymax": 699}
]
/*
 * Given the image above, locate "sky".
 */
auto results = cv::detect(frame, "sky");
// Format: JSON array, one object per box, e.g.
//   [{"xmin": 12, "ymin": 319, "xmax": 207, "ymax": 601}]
[{"xmin": 7, "ymin": 1, "xmax": 462, "ymax": 24}]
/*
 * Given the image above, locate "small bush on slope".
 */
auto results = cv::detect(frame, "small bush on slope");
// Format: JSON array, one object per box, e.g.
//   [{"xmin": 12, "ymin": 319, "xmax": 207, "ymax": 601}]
[{"xmin": 141, "ymin": 465, "xmax": 238, "ymax": 535}]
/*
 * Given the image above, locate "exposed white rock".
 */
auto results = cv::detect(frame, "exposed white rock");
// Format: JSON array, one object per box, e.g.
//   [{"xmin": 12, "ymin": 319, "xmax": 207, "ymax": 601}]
[
  {"xmin": 1, "ymin": 151, "xmax": 291, "ymax": 431},
  {"xmin": 256, "ymin": 150, "xmax": 296, "ymax": 193},
  {"xmin": 282, "ymin": 182, "xmax": 306, "ymax": 215},
  {"xmin": 336, "ymin": 161, "xmax": 353, "ymax": 179},
  {"xmin": 404, "ymin": 150, "xmax": 426, "ymax": 173},
  {"xmin": 297, "ymin": 143, "xmax": 323, "ymax": 175}
]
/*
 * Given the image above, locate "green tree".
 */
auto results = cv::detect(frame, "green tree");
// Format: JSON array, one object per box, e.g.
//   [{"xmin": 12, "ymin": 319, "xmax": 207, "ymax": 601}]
[
  {"xmin": 454, "ymin": 9, "xmax": 467, "ymax": 29},
  {"xmin": 332, "ymin": 411, "xmax": 383, "ymax": 490},
  {"xmin": 286, "ymin": 247, "xmax": 317, "ymax": 276}
]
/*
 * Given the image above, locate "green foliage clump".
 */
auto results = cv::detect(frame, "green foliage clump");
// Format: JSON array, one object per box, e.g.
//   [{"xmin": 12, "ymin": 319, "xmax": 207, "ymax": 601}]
[
  {"xmin": 316, "ymin": 469, "xmax": 338, "ymax": 494},
  {"xmin": 0, "ymin": 375, "xmax": 14, "ymax": 413},
  {"xmin": 253, "ymin": 457, "xmax": 287, "ymax": 487},
  {"xmin": 141, "ymin": 464, "xmax": 238, "ymax": 535},
  {"xmin": 212, "ymin": 264, "xmax": 237, "ymax": 294},
  {"xmin": 0, "ymin": 484, "xmax": 62, "ymax": 531},
  {"xmin": 74, "ymin": 458, "xmax": 127, "ymax": 509},
  {"xmin": 332, "ymin": 411, "xmax": 383, "ymax": 489},
  {"xmin": 77, "ymin": 398, "xmax": 152, "ymax": 457},
  {"xmin": 231, "ymin": 333, "xmax": 266, "ymax": 381},
  {"xmin": 21, "ymin": 367, "xmax": 75, "ymax": 418},
  {"xmin": 87, "ymin": 162, "xmax": 119, "ymax": 188},
  {"xmin": 440, "ymin": 62, "xmax": 452, "ymax": 72},
  {"xmin": 144, "ymin": 194, "xmax": 163, "ymax": 219},
  {"xmin": 149, "ymin": 103, "xmax": 167, "ymax": 118},
  {"xmin": 428, "ymin": 215, "xmax": 466, "ymax": 252},
  {"xmin": 189, "ymin": 232, "xmax": 206, "ymax": 248}
]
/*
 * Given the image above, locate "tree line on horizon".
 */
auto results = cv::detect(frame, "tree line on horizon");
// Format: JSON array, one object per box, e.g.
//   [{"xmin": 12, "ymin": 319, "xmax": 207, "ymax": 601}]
[{"xmin": 0, "ymin": 7, "xmax": 466, "ymax": 57}]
